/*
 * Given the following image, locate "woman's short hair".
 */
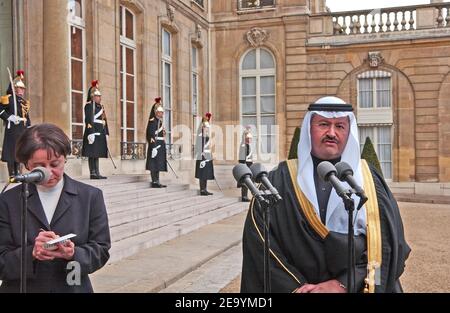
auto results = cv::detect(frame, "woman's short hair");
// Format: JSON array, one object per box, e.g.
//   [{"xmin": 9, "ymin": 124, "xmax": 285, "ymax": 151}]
[{"xmin": 16, "ymin": 123, "xmax": 71, "ymax": 164}]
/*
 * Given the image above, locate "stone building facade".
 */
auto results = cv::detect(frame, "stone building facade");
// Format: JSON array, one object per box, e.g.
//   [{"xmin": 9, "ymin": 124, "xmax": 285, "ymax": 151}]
[{"xmin": 0, "ymin": 0, "xmax": 449, "ymax": 188}]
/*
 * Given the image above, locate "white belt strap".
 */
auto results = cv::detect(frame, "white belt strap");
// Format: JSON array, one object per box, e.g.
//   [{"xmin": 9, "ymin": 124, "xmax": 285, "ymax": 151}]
[
  {"xmin": 155, "ymin": 137, "xmax": 164, "ymax": 140},
  {"xmin": 94, "ymin": 109, "xmax": 104, "ymax": 124}
]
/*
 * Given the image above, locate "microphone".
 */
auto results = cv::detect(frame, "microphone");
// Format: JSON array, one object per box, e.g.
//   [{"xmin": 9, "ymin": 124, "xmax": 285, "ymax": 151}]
[
  {"xmin": 232, "ymin": 164, "xmax": 265, "ymax": 202},
  {"xmin": 250, "ymin": 163, "xmax": 282, "ymax": 201},
  {"xmin": 317, "ymin": 161, "xmax": 351, "ymax": 200},
  {"xmin": 335, "ymin": 161, "xmax": 368, "ymax": 209},
  {"xmin": 10, "ymin": 167, "xmax": 51, "ymax": 185},
  {"xmin": 335, "ymin": 162, "xmax": 366, "ymax": 198}
]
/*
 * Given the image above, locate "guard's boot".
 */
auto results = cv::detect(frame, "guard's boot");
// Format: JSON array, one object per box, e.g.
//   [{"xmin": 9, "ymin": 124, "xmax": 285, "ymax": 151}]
[
  {"xmin": 95, "ymin": 158, "xmax": 107, "ymax": 179},
  {"xmin": 89, "ymin": 158, "xmax": 100, "ymax": 179}
]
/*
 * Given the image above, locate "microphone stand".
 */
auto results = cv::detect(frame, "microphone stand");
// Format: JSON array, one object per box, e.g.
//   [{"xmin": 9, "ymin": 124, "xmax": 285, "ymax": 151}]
[
  {"xmin": 339, "ymin": 191, "xmax": 356, "ymax": 294},
  {"xmin": 346, "ymin": 195, "xmax": 356, "ymax": 293},
  {"xmin": 256, "ymin": 189, "xmax": 281, "ymax": 293},
  {"xmin": 20, "ymin": 182, "xmax": 29, "ymax": 293},
  {"xmin": 343, "ymin": 191, "xmax": 368, "ymax": 293}
]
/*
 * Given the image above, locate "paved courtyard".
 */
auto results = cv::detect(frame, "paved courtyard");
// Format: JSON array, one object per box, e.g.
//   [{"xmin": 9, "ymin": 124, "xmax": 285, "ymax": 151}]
[{"xmin": 220, "ymin": 201, "xmax": 450, "ymax": 293}]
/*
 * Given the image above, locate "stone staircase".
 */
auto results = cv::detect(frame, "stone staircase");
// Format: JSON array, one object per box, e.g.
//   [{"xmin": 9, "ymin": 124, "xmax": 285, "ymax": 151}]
[{"xmin": 77, "ymin": 174, "xmax": 247, "ymax": 263}]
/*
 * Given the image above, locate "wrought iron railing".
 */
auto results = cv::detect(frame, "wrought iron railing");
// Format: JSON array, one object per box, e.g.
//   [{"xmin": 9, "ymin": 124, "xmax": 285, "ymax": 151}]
[
  {"xmin": 121, "ymin": 142, "xmax": 147, "ymax": 160},
  {"xmin": 166, "ymin": 143, "xmax": 182, "ymax": 160},
  {"xmin": 70, "ymin": 140, "xmax": 84, "ymax": 158},
  {"xmin": 238, "ymin": 0, "xmax": 275, "ymax": 11}
]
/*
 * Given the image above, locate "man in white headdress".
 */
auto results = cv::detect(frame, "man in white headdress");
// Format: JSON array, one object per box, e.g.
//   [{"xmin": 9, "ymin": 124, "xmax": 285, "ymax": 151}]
[{"xmin": 241, "ymin": 96, "xmax": 410, "ymax": 293}]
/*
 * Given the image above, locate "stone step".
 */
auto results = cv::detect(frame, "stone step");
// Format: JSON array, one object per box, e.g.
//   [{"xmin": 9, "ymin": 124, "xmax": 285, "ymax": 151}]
[
  {"xmin": 106, "ymin": 188, "xmax": 194, "ymax": 215},
  {"xmin": 108, "ymin": 201, "xmax": 246, "ymax": 263},
  {"xmin": 108, "ymin": 191, "xmax": 221, "ymax": 227},
  {"xmin": 105, "ymin": 183, "xmax": 190, "ymax": 205},
  {"xmin": 110, "ymin": 195, "xmax": 237, "ymax": 242},
  {"xmin": 76, "ymin": 175, "xmax": 148, "ymax": 187},
  {"xmin": 91, "ymin": 212, "xmax": 247, "ymax": 293}
]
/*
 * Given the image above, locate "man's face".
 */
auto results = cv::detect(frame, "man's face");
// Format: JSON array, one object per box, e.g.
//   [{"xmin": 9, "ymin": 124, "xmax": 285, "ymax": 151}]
[
  {"xmin": 310, "ymin": 114, "xmax": 350, "ymax": 160},
  {"xmin": 93, "ymin": 95, "xmax": 101, "ymax": 103},
  {"xmin": 156, "ymin": 111, "xmax": 164, "ymax": 119},
  {"xmin": 15, "ymin": 87, "xmax": 25, "ymax": 97}
]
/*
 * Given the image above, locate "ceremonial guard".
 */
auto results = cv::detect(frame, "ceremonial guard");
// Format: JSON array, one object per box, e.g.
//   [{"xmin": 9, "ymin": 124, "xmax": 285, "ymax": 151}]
[
  {"xmin": 146, "ymin": 97, "xmax": 167, "ymax": 188},
  {"xmin": 238, "ymin": 126, "xmax": 253, "ymax": 202},
  {"xmin": 82, "ymin": 80, "xmax": 109, "ymax": 179},
  {"xmin": 195, "ymin": 112, "xmax": 215, "ymax": 196},
  {"xmin": 0, "ymin": 70, "xmax": 31, "ymax": 177}
]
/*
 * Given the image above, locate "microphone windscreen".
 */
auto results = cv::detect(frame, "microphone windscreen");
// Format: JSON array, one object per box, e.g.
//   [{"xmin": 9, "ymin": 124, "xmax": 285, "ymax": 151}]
[
  {"xmin": 317, "ymin": 161, "xmax": 336, "ymax": 182},
  {"xmin": 335, "ymin": 161, "xmax": 353, "ymax": 181},
  {"xmin": 249, "ymin": 163, "xmax": 267, "ymax": 183},
  {"xmin": 232, "ymin": 164, "xmax": 252, "ymax": 183},
  {"xmin": 32, "ymin": 167, "xmax": 51, "ymax": 185}
]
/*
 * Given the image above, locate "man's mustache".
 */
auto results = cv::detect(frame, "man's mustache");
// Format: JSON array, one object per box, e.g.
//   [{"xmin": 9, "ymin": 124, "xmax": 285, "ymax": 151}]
[{"xmin": 321, "ymin": 135, "xmax": 338, "ymax": 144}]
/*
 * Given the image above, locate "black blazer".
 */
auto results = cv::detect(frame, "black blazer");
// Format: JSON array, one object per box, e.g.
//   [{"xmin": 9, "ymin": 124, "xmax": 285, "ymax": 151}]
[{"xmin": 0, "ymin": 174, "xmax": 111, "ymax": 293}]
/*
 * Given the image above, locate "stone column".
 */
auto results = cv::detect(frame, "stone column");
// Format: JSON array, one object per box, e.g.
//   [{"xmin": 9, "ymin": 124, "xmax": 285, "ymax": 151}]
[{"xmin": 42, "ymin": 0, "xmax": 70, "ymax": 134}]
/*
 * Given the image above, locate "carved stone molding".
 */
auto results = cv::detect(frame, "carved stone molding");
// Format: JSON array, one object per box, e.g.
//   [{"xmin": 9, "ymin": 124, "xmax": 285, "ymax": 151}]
[
  {"xmin": 367, "ymin": 51, "xmax": 384, "ymax": 68},
  {"xmin": 245, "ymin": 27, "xmax": 269, "ymax": 48},
  {"xmin": 166, "ymin": 4, "xmax": 175, "ymax": 22}
]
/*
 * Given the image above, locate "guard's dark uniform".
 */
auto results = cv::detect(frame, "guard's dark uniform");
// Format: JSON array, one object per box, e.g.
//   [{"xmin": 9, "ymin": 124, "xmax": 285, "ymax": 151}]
[
  {"xmin": 146, "ymin": 99, "xmax": 167, "ymax": 188},
  {"xmin": 238, "ymin": 131, "xmax": 253, "ymax": 201},
  {"xmin": 146, "ymin": 119, "xmax": 167, "ymax": 176},
  {"xmin": 195, "ymin": 114, "xmax": 214, "ymax": 195},
  {"xmin": 0, "ymin": 72, "xmax": 31, "ymax": 176},
  {"xmin": 81, "ymin": 102, "xmax": 109, "ymax": 158},
  {"xmin": 81, "ymin": 81, "xmax": 109, "ymax": 179}
]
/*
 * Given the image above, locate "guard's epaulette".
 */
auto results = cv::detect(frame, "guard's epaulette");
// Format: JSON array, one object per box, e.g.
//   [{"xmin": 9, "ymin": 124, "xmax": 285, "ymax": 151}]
[
  {"xmin": 1, "ymin": 95, "xmax": 11, "ymax": 105},
  {"xmin": 149, "ymin": 117, "xmax": 155, "ymax": 121}
]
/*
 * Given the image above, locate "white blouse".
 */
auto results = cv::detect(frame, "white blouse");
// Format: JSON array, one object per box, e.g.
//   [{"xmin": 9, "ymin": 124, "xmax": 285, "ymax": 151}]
[{"xmin": 36, "ymin": 178, "xmax": 64, "ymax": 225}]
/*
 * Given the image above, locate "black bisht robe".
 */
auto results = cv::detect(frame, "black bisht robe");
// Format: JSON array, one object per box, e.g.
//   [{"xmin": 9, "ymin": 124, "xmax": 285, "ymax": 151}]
[
  {"xmin": 0, "ymin": 95, "xmax": 31, "ymax": 162},
  {"xmin": 241, "ymin": 160, "xmax": 410, "ymax": 293},
  {"xmin": 145, "ymin": 117, "xmax": 167, "ymax": 172},
  {"xmin": 81, "ymin": 101, "xmax": 109, "ymax": 158},
  {"xmin": 195, "ymin": 127, "xmax": 214, "ymax": 180}
]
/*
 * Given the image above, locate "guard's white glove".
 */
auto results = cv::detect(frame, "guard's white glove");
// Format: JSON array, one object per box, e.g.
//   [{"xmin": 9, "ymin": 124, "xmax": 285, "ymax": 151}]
[
  {"xmin": 7, "ymin": 115, "xmax": 20, "ymax": 125},
  {"xmin": 151, "ymin": 145, "xmax": 161, "ymax": 158},
  {"xmin": 88, "ymin": 134, "xmax": 96, "ymax": 144}
]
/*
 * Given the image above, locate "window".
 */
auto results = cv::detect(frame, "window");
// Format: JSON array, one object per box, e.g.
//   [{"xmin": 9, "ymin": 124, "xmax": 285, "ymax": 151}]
[
  {"xmin": 192, "ymin": 46, "xmax": 199, "ymax": 117},
  {"xmin": 358, "ymin": 70, "xmax": 393, "ymax": 179},
  {"xmin": 0, "ymin": 0, "xmax": 13, "ymax": 147},
  {"xmin": 358, "ymin": 77, "xmax": 391, "ymax": 108},
  {"xmin": 68, "ymin": 0, "xmax": 83, "ymax": 22},
  {"xmin": 240, "ymin": 48, "xmax": 276, "ymax": 157},
  {"xmin": 68, "ymin": 0, "xmax": 85, "ymax": 141},
  {"xmin": 359, "ymin": 126, "xmax": 392, "ymax": 179},
  {"xmin": 238, "ymin": 0, "xmax": 275, "ymax": 10},
  {"xmin": 120, "ymin": 6, "xmax": 136, "ymax": 144},
  {"xmin": 193, "ymin": 0, "xmax": 204, "ymax": 7},
  {"xmin": 192, "ymin": 46, "xmax": 200, "ymax": 156},
  {"xmin": 161, "ymin": 28, "xmax": 173, "ymax": 145}
]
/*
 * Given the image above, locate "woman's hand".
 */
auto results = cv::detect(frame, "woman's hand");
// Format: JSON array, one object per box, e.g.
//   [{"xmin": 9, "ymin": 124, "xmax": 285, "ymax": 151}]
[
  {"xmin": 32, "ymin": 231, "xmax": 58, "ymax": 261},
  {"xmin": 51, "ymin": 241, "xmax": 75, "ymax": 261},
  {"xmin": 32, "ymin": 231, "xmax": 75, "ymax": 261}
]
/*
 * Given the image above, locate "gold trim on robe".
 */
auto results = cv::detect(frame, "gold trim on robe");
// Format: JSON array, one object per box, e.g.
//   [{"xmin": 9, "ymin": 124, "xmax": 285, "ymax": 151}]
[
  {"xmin": 360, "ymin": 159, "xmax": 382, "ymax": 293},
  {"xmin": 286, "ymin": 159, "xmax": 329, "ymax": 239},
  {"xmin": 249, "ymin": 197, "xmax": 303, "ymax": 285}
]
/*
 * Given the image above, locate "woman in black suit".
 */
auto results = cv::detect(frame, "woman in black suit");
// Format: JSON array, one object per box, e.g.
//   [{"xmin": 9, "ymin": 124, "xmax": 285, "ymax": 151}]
[{"xmin": 0, "ymin": 123, "xmax": 111, "ymax": 293}]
